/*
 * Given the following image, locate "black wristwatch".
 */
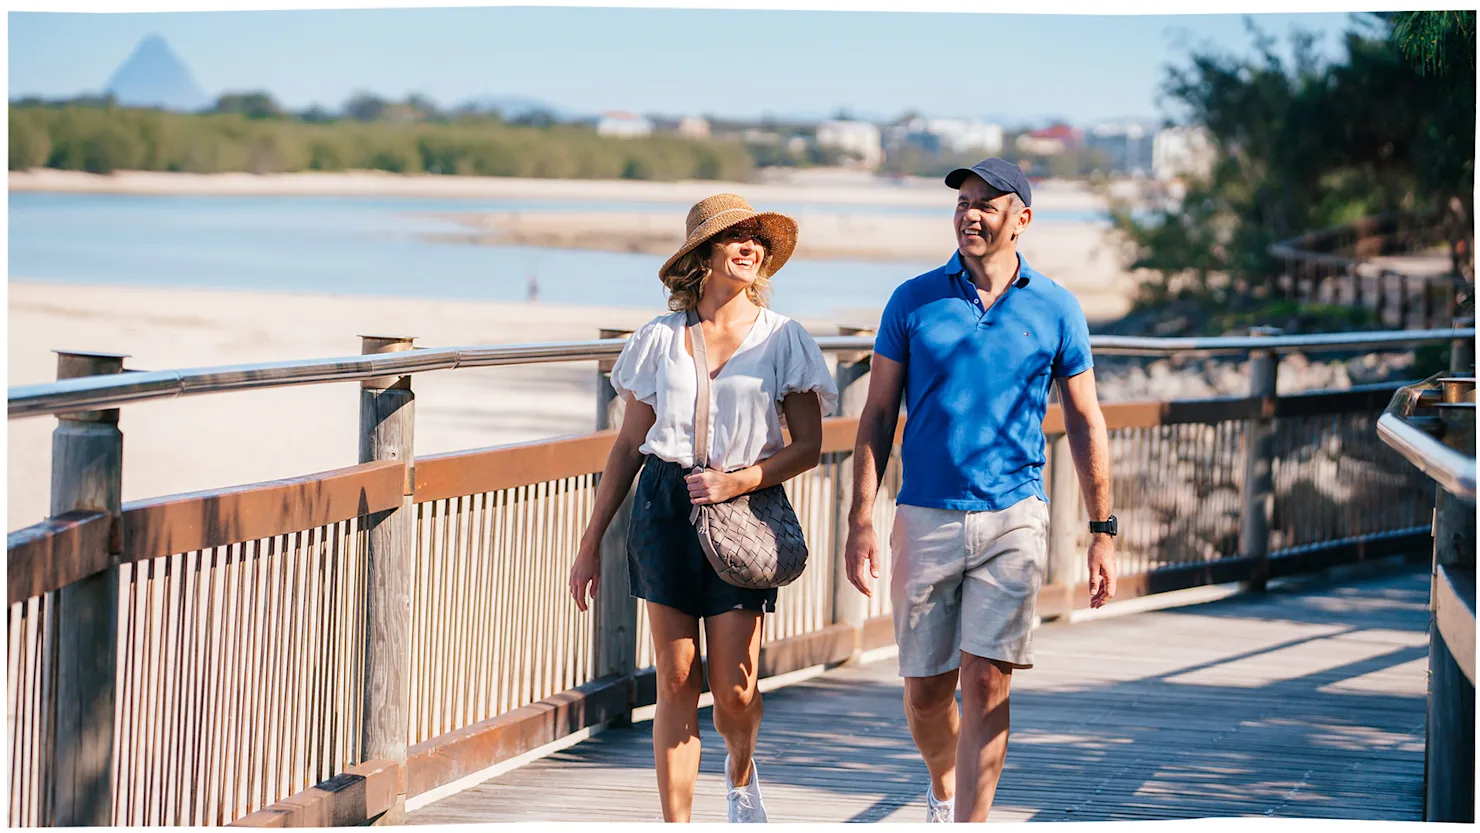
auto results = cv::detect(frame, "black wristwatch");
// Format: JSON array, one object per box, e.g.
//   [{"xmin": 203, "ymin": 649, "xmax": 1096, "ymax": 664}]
[{"xmin": 1089, "ymin": 516, "xmax": 1118, "ymax": 537}]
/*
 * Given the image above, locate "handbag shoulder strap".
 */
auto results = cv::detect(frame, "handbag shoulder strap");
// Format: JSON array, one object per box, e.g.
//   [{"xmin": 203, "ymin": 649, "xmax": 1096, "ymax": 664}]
[{"xmin": 685, "ymin": 308, "xmax": 711, "ymax": 470}]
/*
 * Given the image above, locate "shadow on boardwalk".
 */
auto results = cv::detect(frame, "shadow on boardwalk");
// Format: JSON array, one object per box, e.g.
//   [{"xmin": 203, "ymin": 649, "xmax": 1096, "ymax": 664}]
[{"xmin": 410, "ymin": 565, "xmax": 1430, "ymax": 824}]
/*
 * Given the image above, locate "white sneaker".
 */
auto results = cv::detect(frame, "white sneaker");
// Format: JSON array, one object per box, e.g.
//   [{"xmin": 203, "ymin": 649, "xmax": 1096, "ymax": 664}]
[
  {"xmin": 926, "ymin": 787, "xmax": 954, "ymax": 823},
  {"xmin": 725, "ymin": 754, "xmax": 769, "ymax": 823}
]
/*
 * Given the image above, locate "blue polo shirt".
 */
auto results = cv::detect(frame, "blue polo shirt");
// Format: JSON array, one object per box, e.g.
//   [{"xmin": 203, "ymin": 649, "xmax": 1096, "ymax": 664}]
[{"xmin": 874, "ymin": 252, "xmax": 1094, "ymax": 511}]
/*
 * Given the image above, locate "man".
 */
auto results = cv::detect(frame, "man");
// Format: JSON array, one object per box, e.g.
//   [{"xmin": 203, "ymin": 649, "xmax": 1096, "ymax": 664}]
[{"xmin": 844, "ymin": 158, "xmax": 1117, "ymax": 823}]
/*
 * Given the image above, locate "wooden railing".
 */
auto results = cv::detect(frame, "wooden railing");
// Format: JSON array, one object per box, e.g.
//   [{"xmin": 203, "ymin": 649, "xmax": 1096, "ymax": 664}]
[
  {"xmin": 1268, "ymin": 211, "xmax": 1470, "ymax": 330},
  {"xmin": 1378, "ymin": 369, "xmax": 1476, "ymax": 823},
  {"xmin": 6, "ymin": 327, "xmax": 1472, "ymax": 827}
]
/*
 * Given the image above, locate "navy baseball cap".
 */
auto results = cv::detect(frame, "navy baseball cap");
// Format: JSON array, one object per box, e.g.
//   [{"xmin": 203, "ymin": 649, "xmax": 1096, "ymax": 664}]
[{"xmin": 944, "ymin": 158, "xmax": 1032, "ymax": 208}]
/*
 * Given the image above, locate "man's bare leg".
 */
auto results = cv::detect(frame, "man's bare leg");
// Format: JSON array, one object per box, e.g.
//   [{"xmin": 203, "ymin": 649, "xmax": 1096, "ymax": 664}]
[
  {"xmin": 954, "ymin": 652, "xmax": 1014, "ymax": 822},
  {"xmin": 903, "ymin": 669, "xmax": 961, "ymax": 804}
]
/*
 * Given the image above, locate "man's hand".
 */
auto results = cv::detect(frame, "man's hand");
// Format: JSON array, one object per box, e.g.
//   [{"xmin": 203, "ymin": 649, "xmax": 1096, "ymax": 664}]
[
  {"xmin": 844, "ymin": 522, "xmax": 882, "ymax": 597},
  {"xmin": 1087, "ymin": 535, "xmax": 1117, "ymax": 609}
]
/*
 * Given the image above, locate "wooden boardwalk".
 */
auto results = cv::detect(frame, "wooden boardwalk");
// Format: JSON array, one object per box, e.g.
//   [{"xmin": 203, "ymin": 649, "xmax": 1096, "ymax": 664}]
[{"xmin": 409, "ymin": 566, "xmax": 1430, "ymax": 824}]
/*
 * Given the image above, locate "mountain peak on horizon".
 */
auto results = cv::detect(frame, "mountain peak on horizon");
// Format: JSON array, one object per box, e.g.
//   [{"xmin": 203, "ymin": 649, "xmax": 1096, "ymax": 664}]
[{"xmin": 105, "ymin": 34, "xmax": 209, "ymax": 112}]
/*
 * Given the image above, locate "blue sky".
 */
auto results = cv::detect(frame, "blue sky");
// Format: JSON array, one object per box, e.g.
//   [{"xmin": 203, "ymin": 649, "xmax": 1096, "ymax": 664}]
[{"xmin": 9, "ymin": 8, "xmax": 1365, "ymax": 124}]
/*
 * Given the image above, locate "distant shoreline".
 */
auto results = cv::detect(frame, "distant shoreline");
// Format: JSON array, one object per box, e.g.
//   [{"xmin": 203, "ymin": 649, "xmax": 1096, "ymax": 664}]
[{"xmin": 7, "ymin": 168, "xmax": 1112, "ymax": 212}]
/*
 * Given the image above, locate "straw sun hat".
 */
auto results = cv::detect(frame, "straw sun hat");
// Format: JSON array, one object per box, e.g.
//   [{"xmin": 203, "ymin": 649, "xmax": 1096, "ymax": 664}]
[{"xmin": 658, "ymin": 194, "xmax": 799, "ymax": 279}]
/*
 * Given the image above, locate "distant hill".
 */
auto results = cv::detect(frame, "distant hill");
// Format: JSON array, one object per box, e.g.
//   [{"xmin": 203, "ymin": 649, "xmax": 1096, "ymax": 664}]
[{"xmin": 105, "ymin": 35, "xmax": 209, "ymax": 112}]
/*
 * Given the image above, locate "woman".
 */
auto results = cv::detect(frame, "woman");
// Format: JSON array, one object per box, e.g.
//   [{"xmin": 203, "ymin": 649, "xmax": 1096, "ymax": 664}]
[{"xmin": 568, "ymin": 194, "xmax": 837, "ymax": 823}]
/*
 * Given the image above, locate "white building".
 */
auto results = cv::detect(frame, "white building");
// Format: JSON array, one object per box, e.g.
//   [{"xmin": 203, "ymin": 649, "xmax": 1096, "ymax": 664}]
[
  {"xmin": 676, "ymin": 115, "xmax": 710, "ymax": 139},
  {"xmin": 1152, "ymin": 126, "xmax": 1216, "ymax": 181},
  {"xmin": 905, "ymin": 118, "xmax": 1004, "ymax": 155},
  {"xmin": 596, "ymin": 111, "xmax": 654, "ymax": 139},
  {"xmin": 815, "ymin": 120, "xmax": 884, "ymax": 169}
]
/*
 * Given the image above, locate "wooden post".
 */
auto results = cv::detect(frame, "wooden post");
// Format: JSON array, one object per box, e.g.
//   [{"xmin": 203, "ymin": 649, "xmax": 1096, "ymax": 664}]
[
  {"xmin": 51, "ymin": 350, "xmax": 126, "ymax": 828},
  {"xmin": 1240, "ymin": 327, "xmax": 1280, "ymax": 592},
  {"xmin": 1375, "ymin": 269, "xmax": 1386, "ymax": 320},
  {"xmin": 595, "ymin": 489, "xmax": 638, "ymax": 712},
  {"xmin": 1426, "ymin": 376, "xmax": 1475, "ymax": 822},
  {"xmin": 1422, "ymin": 277, "xmax": 1437, "ymax": 330},
  {"xmin": 1043, "ymin": 432, "xmax": 1081, "ymax": 621},
  {"xmin": 831, "ymin": 327, "xmax": 874, "ymax": 660},
  {"xmin": 1398, "ymin": 273, "xmax": 1412, "ymax": 330},
  {"xmin": 595, "ymin": 328, "xmax": 633, "ymax": 432},
  {"xmin": 594, "ymin": 328, "xmax": 638, "ymax": 721},
  {"xmin": 1451, "ymin": 317, "xmax": 1475, "ymax": 375},
  {"xmin": 358, "ymin": 335, "xmax": 415, "ymax": 825}
]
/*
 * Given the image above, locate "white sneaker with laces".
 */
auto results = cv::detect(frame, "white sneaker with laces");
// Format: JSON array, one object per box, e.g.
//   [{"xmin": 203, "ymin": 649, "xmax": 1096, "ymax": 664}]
[
  {"xmin": 725, "ymin": 755, "xmax": 769, "ymax": 823},
  {"xmin": 926, "ymin": 787, "xmax": 954, "ymax": 823}
]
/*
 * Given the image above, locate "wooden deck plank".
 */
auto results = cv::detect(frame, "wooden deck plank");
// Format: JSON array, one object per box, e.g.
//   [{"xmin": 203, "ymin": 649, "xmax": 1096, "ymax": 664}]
[{"xmin": 408, "ymin": 568, "xmax": 1429, "ymax": 823}]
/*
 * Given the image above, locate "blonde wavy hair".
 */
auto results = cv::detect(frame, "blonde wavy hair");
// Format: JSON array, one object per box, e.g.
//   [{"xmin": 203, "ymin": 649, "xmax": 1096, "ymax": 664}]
[{"xmin": 661, "ymin": 236, "xmax": 774, "ymax": 313}]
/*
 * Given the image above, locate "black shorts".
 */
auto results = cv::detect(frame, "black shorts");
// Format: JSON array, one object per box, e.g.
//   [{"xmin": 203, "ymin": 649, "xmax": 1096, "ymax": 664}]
[{"xmin": 627, "ymin": 456, "xmax": 778, "ymax": 619}]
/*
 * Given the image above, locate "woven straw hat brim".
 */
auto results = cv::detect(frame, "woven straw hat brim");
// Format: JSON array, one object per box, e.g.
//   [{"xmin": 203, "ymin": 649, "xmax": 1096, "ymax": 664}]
[{"xmin": 658, "ymin": 209, "xmax": 798, "ymax": 280}]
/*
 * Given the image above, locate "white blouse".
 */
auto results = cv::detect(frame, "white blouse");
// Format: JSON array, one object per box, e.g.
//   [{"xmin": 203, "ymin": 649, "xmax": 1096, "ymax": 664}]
[{"xmin": 610, "ymin": 308, "xmax": 840, "ymax": 472}]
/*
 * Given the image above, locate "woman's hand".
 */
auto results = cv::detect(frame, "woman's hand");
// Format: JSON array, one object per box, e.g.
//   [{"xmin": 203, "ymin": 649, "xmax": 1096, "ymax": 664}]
[
  {"xmin": 568, "ymin": 545, "xmax": 601, "ymax": 612},
  {"xmin": 685, "ymin": 467, "xmax": 748, "ymax": 505}
]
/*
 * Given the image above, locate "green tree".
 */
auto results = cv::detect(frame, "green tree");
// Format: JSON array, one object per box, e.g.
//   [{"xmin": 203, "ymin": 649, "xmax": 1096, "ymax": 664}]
[
  {"xmin": 343, "ymin": 92, "xmax": 388, "ymax": 122},
  {"xmin": 9, "ymin": 110, "xmax": 51, "ymax": 170},
  {"xmin": 10, "ymin": 98, "xmax": 759, "ymax": 183},
  {"xmin": 213, "ymin": 91, "xmax": 283, "ymax": 119},
  {"xmin": 1390, "ymin": 11, "xmax": 1475, "ymax": 76},
  {"xmin": 1113, "ymin": 14, "xmax": 1475, "ymax": 307}
]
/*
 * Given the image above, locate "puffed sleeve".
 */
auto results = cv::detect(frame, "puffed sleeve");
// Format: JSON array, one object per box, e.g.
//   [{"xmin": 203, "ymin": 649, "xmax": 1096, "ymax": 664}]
[
  {"xmin": 776, "ymin": 319, "xmax": 839, "ymax": 417},
  {"xmin": 609, "ymin": 318, "xmax": 666, "ymax": 406}
]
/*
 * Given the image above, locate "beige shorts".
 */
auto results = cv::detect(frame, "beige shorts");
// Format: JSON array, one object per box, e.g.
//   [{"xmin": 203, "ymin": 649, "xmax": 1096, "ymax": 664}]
[{"xmin": 889, "ymin": 497, "xmax": 1050, "ymax": 676}]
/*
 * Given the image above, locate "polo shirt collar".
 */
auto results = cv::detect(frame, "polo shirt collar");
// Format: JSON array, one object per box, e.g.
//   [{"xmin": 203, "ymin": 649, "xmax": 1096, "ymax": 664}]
[{"xmin": 944, "ymin": 251, "xmax": 1039, "ymax": 293}]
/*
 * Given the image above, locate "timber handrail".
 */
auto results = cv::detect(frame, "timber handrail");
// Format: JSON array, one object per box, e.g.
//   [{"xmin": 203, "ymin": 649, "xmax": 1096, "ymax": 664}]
[{"xmin": 8, "ymin": 327, "xmax": 1472, "ymax": 420}]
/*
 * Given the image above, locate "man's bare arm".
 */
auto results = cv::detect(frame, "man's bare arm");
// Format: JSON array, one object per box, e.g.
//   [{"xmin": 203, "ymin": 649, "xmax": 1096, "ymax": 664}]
[{"xmin": 1057, "ymin": 369, "xmax": 1117, "ymax": 607}]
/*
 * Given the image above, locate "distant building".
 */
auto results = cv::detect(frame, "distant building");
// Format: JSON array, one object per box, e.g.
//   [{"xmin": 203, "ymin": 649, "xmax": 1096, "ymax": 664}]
[
  {"xmin": 596, "ymin": 111, "xmax": 654, "ymax": 138},
  {"xmin": 816, "ymin": 120, "xmax": 884, "ymax": 169},
  {"xmin": 1014, "ymin": 123, "xmax": 1082, "ymax": 157},
  {"xmin": 899, "ymin": 118, "xmax": 1004, "ymax": 156},
  {"xmin": 1085, "ymin": 121, "xmax": 1156, "ymax": 176},
  {"xmin": 1152, "ymin": 126, "xmax": 1216, "ymax": 182},
  {"xmin": 676, "ymin": 115, "xmax": 711, "ymax": 139}
]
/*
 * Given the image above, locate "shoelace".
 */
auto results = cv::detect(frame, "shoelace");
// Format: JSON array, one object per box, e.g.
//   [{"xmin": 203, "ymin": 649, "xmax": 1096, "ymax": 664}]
[{"xmin": 929, "ymin": 804, "xmax": 952, "ymax": 823}]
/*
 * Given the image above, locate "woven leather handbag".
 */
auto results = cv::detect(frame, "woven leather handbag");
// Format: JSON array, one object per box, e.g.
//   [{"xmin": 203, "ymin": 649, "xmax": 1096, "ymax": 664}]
[{"xmin": 684, "ymin": 309, "xmax": 809, "ymax": 590}]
